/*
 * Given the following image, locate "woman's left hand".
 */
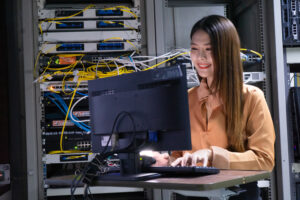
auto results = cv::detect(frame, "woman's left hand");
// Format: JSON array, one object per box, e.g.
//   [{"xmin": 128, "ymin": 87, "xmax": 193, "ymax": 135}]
[{"xmin": 171, "ymin": 149, "xmax": 212, "ymax": 167}]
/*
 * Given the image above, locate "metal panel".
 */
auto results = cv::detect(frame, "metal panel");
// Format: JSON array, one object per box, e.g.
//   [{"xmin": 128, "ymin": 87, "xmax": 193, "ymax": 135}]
[
  {"xmin": 41, "ymin": 41, "xmax": 141, "ymax": 53},
  {"xmin": 145, "ymin": 0, "xmax": 157, "ymax": 56},
  {"xmin": 22, "ymin": 0, "xmax": 40, "ymax": 199},
  {"xmin": 286, "ymin": 48, "xmax": 300, "ymax": 64},
  {"xmin": 41, "ymin": 20, "xmax": 140, "ymax": 31},
  {"xmin": 153, "ymin": 2, "xmax": 225, "ymax": 52},
  {"xmin": 173, "ymin": 6, "xmax": 225, "ymax": 49},
  {"xmin": 41, "ymin": 30, "xmax": 141, "ymax": 42},
  {"xmin": 38, "ymin": 8, "xmax": 140, "ymax": 19},
  {"xmin": 154, "ymin": 0, "xmax": 166, "ymax": 55},
  {"xmin": 263, "ymin": 0, "xmax": 292, "ymax": 199},
  {"xmin": 167, "ymin": 0, "xmax": 230, "ymax": 7},
  {"xmin": 46, "ymin": 186, "xmax": 143, "ymax": 196}
]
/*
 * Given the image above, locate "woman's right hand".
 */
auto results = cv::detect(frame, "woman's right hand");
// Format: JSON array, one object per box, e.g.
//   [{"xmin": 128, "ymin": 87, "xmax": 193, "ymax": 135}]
[
  {"xmin": 171, "ymin": 149, "xmax": 212, "ymax": 167},
  {"xmin": 151, "ymin": 151, "xmax": 170, "ymax": 167}
]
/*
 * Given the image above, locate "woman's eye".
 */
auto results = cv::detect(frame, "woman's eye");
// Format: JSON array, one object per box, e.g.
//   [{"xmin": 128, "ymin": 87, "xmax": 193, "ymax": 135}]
[
  {"xmin": 206, "ymin": 48, "xmax": 211, "ymax": 51},
  {"xmin": 191, "ymin": 48, "xmax": 197, "ymax": 51}
]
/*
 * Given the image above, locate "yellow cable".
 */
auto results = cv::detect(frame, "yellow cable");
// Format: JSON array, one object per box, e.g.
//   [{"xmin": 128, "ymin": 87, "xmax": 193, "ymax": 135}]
[
  {"xmin": 34, "ymin": 42, "xmax": 50, "ymax": 78},
  {"xmin": 240, "ymin": 48, "xmax": 263, "ymax": 59},
  {"xmin": 60, "ymin": 80, "xmax": 81, "ymax": 151},
  {"xmin": 38, "ymin": 56, "xmax": 54, "ymax": 81},
  {"xmin": 48, "ymin": 150, "xmax": 91, "ymax": 154},
  {"xmin": 120, "ymin": 9, "xmax": 138, "ymax": 19},
  {"xmin": 47, "ymin": 64, "xmax": 76, "ymax": 71},
  {"xmin": 126, "ymin": 40, "xmax": 139, "ymax": 52},
  {"xmin": 48, "ymin": 86, "xmax": 60, "ymax": 94},
  {"xmin": 102, "ymin": 20, "xmax": 136, "ymax": 30},
  {"xmin": 62, "ymin": 64, "xmax": 76, "ymax": 94},
  {"xmin": 102, "ymin": 6, "xmax": 138, "ymax": 19},
  {"xmin": 58, "ymin": 54, "xmax": 85, "ymax": 57},
  {"xmin": 103, "ymin": 37, "xmax": 123, "ymax": 42},
  {"xmin": 144, "ymin": 52, "xmax": 188, "ymax": 71},
  {"xmin": 44, "ymin": 4, "xmax": 94, "ymax": 21},
  {"xmin": 61, "ymin": 55, "xmax": 83, "ymax": 94},
  {"xmin": 39, "ymin": 4, "xmax": 95, "ymax": 34},
  {"xmin": 45, "ymin": 44, "xmax": 62, "ymax": 54}
]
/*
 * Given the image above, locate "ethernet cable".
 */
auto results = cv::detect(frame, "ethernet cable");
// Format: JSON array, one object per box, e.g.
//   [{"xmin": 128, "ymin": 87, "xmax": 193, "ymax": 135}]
[
  {"xmin": 44, "ymin": 92, "xmax": 90, "ymax": 131},
  {"xmin": 69, "ymin": 95, "xmax": 90, "ymax": 123}
]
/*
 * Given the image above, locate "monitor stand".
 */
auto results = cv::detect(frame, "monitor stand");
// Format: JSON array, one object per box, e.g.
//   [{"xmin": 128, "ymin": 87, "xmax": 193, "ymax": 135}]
[{"xmin": 96, "ymin": 152, "xmax": 161, "ymax": 181}]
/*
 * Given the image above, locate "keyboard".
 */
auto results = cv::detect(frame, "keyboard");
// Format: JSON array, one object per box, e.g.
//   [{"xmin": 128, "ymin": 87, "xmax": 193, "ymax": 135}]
[{"xmin": 144, "ymin": 166, "xmax": 220, "ymax": 177}]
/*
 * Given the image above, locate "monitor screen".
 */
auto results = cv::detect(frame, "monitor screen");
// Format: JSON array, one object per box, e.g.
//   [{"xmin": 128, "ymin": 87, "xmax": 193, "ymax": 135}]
[{"xmin": 88, "ymin": 65, "xmax": 191, "ymax": 180}]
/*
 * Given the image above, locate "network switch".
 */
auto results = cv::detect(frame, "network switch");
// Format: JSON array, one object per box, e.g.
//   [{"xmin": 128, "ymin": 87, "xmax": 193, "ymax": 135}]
[{"xmin": 42, "ymin": 131, "xmax": 91, "ymax": 153}]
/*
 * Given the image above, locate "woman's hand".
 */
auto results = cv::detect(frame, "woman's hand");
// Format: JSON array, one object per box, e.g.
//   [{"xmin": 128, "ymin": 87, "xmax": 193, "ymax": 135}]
[
  {"xmin": 152, "ymin": 151, "xmax": 170, "ymax": 167},
  {"xmin": 171, "ymin": 149, "xmax": 212, "ymax": 167}
]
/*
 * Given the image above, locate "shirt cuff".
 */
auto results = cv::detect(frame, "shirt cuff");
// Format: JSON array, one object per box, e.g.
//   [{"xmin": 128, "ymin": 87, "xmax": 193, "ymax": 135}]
[{"xmin": 211, "ymin": 146, "xmax": 230, "ymax": 169}]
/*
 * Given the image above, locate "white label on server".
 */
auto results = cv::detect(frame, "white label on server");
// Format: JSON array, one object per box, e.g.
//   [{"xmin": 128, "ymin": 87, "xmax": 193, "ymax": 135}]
[{"xmin": 101, "ymin": 136, "xmax": 111, "ymax": 147}]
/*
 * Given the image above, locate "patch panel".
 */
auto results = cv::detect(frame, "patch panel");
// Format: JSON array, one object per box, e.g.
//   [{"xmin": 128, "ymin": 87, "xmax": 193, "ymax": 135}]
[
  {"xmin": 40, "ymin": 41, "xmax": 140, "ymax": 53},
  {"xmin": 97, "ymin": 42, "xmax": 124, "ymax": 50},
  {"xmin": 41, "ymin": 19, "xmax": 139, "ymax": 32},
  {"xmin": 96, "ymin": 9, "xmax": 123, "ymax": 16},
  {"xmin": 43, "ymin": 0, "xmax": 137, "ymax": 8},
  {"xmin": 43, "ymin": 153, "xmax": 96, "ymax": 164},
  {"xmin": 60, "ymin": 153, "xmax": 89, "ymax": 162},
  {"xmin": 56, "ymin": 22, "xmax": 84, "ymax": 29},
  {"xmin": 97, "ymin": 20, "xmax": 123, "ymax": 28},
  {"xmin": 55, "ymin": 10, "xmax": 83, "ymax": 17},
  {"xmin": 40, "ymin": 30, "xmax": 141, "ymax": 42},
  {"xmin": 38, "ymin": 8, "xmax": 140, "ymax": 19},
  {"xmin": 56, "ymin": 43, "xmax": 84, "ymax": 51}
]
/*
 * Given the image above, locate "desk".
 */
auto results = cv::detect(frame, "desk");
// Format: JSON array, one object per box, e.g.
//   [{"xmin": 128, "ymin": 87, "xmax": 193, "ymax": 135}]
[{"xmin": 46, "ymin": 170, "xmax": 270, "ymax": 200}]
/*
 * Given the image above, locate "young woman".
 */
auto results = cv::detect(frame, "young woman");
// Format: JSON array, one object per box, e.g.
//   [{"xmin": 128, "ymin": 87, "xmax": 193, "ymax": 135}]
[{"xmin": 153, "ymin": 15, "xmax": 275, "ymax": 199}]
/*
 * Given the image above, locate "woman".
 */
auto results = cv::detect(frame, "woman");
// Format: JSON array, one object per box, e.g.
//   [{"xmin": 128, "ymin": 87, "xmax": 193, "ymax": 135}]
[{"xmin": 154, "ymin": 15, "xmax": 275, "ymax": 200}]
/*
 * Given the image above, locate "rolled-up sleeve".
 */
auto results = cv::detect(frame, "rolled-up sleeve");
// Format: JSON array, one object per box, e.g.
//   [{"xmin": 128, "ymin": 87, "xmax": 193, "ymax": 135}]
[{"xmin": 211, "ymin": 87, "xmax": 275, "ymax": 171}]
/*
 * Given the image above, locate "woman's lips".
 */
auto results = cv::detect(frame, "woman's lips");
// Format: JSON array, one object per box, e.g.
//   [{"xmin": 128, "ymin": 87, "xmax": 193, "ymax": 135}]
[{"xmin": 198, "ymin": 64, "xmax": 210, "ymax": 69}]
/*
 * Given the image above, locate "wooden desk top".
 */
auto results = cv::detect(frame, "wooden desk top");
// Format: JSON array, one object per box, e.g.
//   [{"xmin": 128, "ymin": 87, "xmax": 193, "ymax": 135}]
[
  {"xmin": 46, "ymin": 170, "xmax": 270, "ymax": 191},
  {"xmin": 94, "ymin": 170, "xmax": 270, "ymax": 191}
]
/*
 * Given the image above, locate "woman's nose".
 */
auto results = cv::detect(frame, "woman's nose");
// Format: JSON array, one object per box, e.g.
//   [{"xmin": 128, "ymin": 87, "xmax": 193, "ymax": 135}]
[{"xmin": 196, "ymin": 50, "xmax": 207, "ymax": 59}]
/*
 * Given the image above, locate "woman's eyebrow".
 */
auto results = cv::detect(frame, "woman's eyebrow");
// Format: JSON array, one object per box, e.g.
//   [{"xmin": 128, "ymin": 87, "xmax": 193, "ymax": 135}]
[{"xmin": 190, "ymin": 42, "xmax": 211, "ymax": 45}]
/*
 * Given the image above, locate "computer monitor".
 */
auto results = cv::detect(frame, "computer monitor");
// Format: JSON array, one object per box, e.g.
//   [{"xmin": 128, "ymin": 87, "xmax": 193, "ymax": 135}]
[{"xmin": 88, "ymin": 65, "xmax": 191, "ymax": 180}]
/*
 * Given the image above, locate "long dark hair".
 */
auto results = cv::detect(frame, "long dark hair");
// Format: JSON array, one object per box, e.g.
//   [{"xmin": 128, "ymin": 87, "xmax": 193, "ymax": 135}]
[{"xmin": 191, "ymin": 15, "xmax": 245, "ymax": 152}]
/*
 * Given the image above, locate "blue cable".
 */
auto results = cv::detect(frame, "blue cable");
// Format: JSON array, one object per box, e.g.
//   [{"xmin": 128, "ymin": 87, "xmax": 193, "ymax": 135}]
[
  {"xmin": 66, "ymin": 86, "xmax": 88, "ymax": 96},
  {"xmin": 44, "ymin": 93, "xmax": 91, "ymax": 132}
]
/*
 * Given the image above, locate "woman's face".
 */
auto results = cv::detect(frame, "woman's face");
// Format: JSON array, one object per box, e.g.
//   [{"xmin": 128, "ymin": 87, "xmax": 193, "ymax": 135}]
[{"xmin": 190, "ymin": 30, "xmax": 214, "ymax": 86}]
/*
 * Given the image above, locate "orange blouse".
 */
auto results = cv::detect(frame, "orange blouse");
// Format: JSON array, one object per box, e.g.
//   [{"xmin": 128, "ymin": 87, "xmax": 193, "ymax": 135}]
[{"xmin": 172, "ymin": 80, "xmax": 275, "ymax": 171}]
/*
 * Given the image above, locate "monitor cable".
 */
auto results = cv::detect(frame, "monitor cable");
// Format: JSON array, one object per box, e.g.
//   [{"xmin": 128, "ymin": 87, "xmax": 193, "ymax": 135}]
[{"xmin": 70, "ymin": 111, "xmax": 139, "ymax": 200}]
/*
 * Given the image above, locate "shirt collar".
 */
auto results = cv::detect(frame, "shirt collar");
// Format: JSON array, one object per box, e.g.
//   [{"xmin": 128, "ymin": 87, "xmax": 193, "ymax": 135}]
[{"xmin": 196, "ymin": 79, "xmax": 223, "ymax": 111}]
